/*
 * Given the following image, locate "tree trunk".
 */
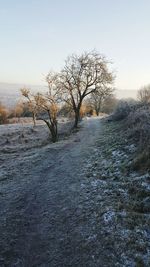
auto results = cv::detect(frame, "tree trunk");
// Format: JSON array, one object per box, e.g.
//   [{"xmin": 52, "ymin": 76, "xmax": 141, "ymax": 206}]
[
  {"xmin": 42, "ymin": 119, "xmax": 58, "ymax": 142},
  {"xmin": 95, "ymin": 99, "xmax": 102, "ymax": 116},
  {"xmin": 50, "ymin": 121, "xmax": 58, "ymax": 143},
  {"xmin": 95, "ymin": 109, "xmax": 99, "ymax": 116},
  {"xmin": 73, "ymin": 109, "xmax": 80, "ymax": 128}
]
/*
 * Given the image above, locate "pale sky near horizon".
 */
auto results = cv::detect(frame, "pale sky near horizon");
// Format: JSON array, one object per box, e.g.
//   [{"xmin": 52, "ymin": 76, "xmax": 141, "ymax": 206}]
[{"xmin": 0, "ymin": 0, "xmax": 150, "ymax": 90}]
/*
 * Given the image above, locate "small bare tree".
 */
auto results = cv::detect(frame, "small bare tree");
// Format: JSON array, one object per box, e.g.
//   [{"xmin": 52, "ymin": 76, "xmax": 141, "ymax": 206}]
[
  {"xmin": 21, "ymin": 88, "xmax": 38, "ymax": 126},
  {"xmin": 35, "ymin": 92, "xmax": 58, "ymax": 142},
  {"xmin": 21, "ymin": 79, "xmax": 58, "ymax": 142},
  {"xmin": 90, "ymin": 86, "xmax": 114, "ymax": 116},
  {"xmin": 137, "ymin": 85, "xmax": 150, "ymax": 104},
  {"xmin": 57, "ymin": 50, "xmax": 114, "ymax": 127}
]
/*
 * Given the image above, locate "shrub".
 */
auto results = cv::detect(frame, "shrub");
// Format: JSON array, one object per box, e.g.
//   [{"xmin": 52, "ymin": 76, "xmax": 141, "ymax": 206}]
[
  {"xmin": 126, "ymin": 106, "xmax": 150, "ymax": 142},
  {"xmin": 126, "ymin": 105, "xmax": 150, "ymax": 170},
  {"xmin": 111, "ymin": 99, "xmax": 138, "ymax": 121},
  {"xmin": 110, "ymin": 95, "xmax": 150, "ymax": 170},
  {"xmin": 0, "ymin": 102, "xmax": 8, "ymax": 124},
  {"xmin": 9, "ymin": 102, "xmax": 32, "ymax": 118}
]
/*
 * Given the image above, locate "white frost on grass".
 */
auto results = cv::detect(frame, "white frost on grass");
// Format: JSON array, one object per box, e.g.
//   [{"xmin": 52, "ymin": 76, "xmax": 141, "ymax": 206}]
[
  {"xmin": 86, "ymin": 234, "xmax": 97, "ymax": 242},
  {"xmin": 103, "ymin": 210, "xmax": 115, "ymax": 224},
  {"xmin": 141, "ymin": 181, "xmax": 150, "ymax": 191},
  {"xmin": 91, "ymin": 180, "xmax": 107, "ymax": 187}
]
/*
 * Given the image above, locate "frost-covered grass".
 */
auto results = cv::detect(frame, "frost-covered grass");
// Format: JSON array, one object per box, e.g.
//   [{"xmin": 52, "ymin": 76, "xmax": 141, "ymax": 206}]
[
  {"xmin": 0, "ymin": 118, "xmax": 73, "ymax": 153},
  {"xmin": 111, "ymin": 100, "xmax": 150, "ymax": 171},
  {"xmin": 0, "ymin": 118, "xmax": 73, "ymax": 183},
  {"xmin": 82, "ymin": 120, "xmax": 150, "ymax": 266}
]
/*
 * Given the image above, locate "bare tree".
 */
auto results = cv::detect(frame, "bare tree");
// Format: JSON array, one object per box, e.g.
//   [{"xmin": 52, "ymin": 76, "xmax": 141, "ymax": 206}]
[
  {"xmin": 21, "ymin": 88, "xmax": 38, "ymax": 126},
  {"xmin": 57, "ymin": 51, "xmax": 114, "ymax": 127},
  {"xmin": 21, "ymin": 80, "xmax": 58, "ymax": 142},
  {"xmin": 35, "ymin": 92, "xmax": 58, "ymax": 142},
  {"xmin": 102, "ymin": 95, "xmax": 118, "ymax": 114},
  {"xmin": 137, "ymin": 85, "xmax": 150, "ymax": 104},
  {"xmin": 90, "ymin": 86, "xmax": 114, "ymax": 116}
]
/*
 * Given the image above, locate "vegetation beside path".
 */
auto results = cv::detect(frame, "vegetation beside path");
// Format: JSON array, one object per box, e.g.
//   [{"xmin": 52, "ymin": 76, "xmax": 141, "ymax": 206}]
[{"xmin": 82, "ymin": 119, "xmax": 150, "ymax": 266}]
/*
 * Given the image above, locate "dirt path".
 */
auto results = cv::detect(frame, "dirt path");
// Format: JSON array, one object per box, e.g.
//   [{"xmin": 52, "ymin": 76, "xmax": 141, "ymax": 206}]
[{"xmin": 0, "ymin": 117, "xmax": 104, "ymax": 267}]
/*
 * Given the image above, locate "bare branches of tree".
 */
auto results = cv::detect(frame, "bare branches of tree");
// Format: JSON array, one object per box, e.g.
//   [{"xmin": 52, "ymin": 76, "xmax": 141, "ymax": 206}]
[
  {"xmin": 35, "ymin": 92, "xmax": 58, "ymax": 142},
  {"xmin": 20, "ymin": 50, "xmax": 115, "ymax": 142},
  {"xmin": 21, "ymin": 80, "xmax": 58, "ymax": 142},
  {"xmin": 57, "ymin": 50, "xmax": 114, "ymax": 127},
  {"xmin": 90, "ymin": 86, "xmax": 114, "ymax": 116},
  {"xmin": 21, "ymin": 88, "xmax": 38, "ymax": 126},
  {"xmin": 137, "ymin": 85, "xmax": 150, "ymax": 104}
]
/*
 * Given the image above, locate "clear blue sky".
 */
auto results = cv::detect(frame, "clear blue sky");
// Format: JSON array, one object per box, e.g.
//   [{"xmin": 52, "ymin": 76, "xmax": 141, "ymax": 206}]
[{"xmin": 0, "ymin": 0, "xmax": 150, "ymax": 90}]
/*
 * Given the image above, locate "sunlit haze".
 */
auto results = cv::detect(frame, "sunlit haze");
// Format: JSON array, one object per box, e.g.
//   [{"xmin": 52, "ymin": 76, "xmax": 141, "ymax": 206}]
[{"xmin": 0, "ymin": 0, "xmax": 150, "ymax": 90}]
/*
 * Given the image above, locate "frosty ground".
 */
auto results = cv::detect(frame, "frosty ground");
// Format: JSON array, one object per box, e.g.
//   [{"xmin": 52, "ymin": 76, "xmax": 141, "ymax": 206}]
[{"xmin": 0, "ymin": 117, "xmax": 149, "ymax": 267}]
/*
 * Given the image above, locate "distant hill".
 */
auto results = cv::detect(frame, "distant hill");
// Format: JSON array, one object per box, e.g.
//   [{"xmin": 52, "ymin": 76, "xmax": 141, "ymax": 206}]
[
  {"xmin": 0, "ymin": 82, "xmax": 47, "ymax": 108},
  {"xmin": 0, "ymin": 83, "xmax": 20, "ymax": 107},
  {"xmin": 0, "ymin": 82, "xmax": 138, "ymax": 108},
  {"xmin": 115, "ymin": 89, "xmax": 137, "ymax": 100}
]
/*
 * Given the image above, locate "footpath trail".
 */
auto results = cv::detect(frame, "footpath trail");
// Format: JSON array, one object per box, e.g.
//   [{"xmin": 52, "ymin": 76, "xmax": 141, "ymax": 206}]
[{"xmin": 0, "ymin": 117, "xmax": 105, "ymax": 267}]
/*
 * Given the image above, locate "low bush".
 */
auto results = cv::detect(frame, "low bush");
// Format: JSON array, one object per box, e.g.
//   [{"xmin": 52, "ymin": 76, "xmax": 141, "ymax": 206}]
[
  {"xmin": 0, "ymin": 102, "xmax": 8, "ymax": 124},
  {"xmin": 111, "ymin": 99, "xmax": 138, "ymax": 121},
  {"xmin": 126, "ymin": 106, "xmax": 150, "ymax": 141},
  {"xmin": 125, "ymin": 105, "xmax": 150, "ymax": 170},
  {"xmin": 110, "ymin": 97, "xmax": 150, "ymax": 170}
]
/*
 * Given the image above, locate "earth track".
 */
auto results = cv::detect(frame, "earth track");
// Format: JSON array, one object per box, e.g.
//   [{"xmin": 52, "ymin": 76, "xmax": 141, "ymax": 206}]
[{"xmin": 0, "ymin": 118, "xmax": 102, "ymax": 267}]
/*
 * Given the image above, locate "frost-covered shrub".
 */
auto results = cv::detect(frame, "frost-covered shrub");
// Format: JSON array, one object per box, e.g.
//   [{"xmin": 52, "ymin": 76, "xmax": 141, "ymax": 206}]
[
  {"xmin": 127, "ymin": 105, "xmax": 150, "ymax": 126},
  {"xmin": 112, "ymin": 99, "xmax": 138, "ymax": 121},
  {"xmin": 126, "ymin": 106, "xmax": 150, "ymax": 145},
  {"xmin": 126, "ymin": 105, "xmax": 150, "ymax": 170}
]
